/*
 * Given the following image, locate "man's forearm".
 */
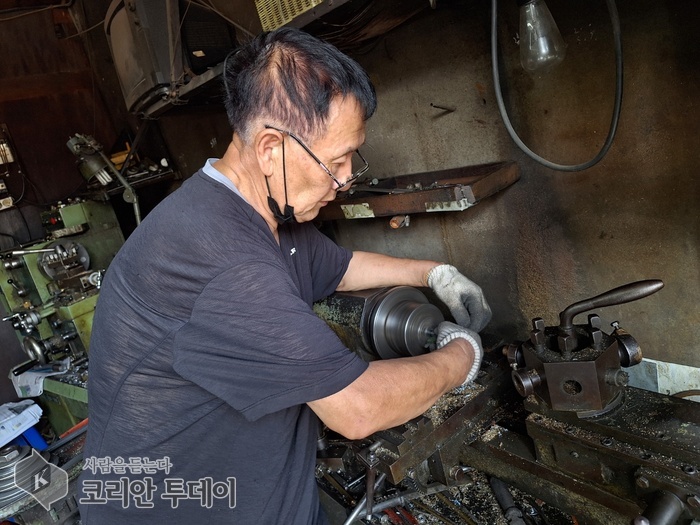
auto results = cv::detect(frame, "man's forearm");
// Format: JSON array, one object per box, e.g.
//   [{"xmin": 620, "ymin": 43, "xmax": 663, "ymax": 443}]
[
  {"xmin": 307, "ymin": 339, "xmax": 473, "ymax": 439},
  {"xmin": 337, "ymin": 251, "xmax": 440, "ymax": 291}
]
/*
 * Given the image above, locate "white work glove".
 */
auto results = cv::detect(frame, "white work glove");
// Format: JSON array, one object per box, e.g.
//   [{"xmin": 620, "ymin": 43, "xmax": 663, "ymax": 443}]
[
  {"xmin": 427, "ymin": 264, "xmax": 492, "ymax": 333},
  {"xmin": 436, "ymin": 321, "xmax": 483, "ymax": 385}
]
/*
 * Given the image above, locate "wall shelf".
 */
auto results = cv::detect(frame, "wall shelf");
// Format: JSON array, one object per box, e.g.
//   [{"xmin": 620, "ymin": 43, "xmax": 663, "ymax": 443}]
[{"xmin": 317, "ymin": 161, "xmax": 519, "ymax": 220}]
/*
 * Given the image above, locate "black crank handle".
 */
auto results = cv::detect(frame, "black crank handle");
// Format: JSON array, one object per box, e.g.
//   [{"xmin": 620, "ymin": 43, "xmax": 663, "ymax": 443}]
[{"xmin": 559, "ymin": 279, "xmax": 664, "ymax": 332}]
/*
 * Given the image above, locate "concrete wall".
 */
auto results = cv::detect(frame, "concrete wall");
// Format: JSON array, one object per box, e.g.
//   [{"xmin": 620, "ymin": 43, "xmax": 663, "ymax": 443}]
[
  {"xmin": 330, "ymin": 0, "xmax": 699, "ymax": 367},
  {"xmin": 2, "ymin": 0, "xmax": 692, "ymax": 409}
]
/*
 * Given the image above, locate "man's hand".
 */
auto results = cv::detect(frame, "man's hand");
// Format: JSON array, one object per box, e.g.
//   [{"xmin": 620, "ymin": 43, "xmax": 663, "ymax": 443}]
[
  {"xmin": 427, "ymin": 264, "xmax": 492, "ymax": 332},
  {"xmin": 436, "ymin": 321, "xmax": 483, "ymax": 385}
]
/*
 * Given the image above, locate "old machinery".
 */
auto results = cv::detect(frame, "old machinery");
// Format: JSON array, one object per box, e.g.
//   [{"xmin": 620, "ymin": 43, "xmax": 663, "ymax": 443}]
[
  {"xmin": 317, "ymin": 161, "xmax": 519, "ymax": 221},
  {"xmin": 507, "ymin": 279, "xmax": 664, "ymax": 416},
  {"xmin": 0, "ymin": 125, "xmax": 17, "ymax": 211},
  {"xmin": 314, "ymin": 286, "xmax": 444, "ymax": 362},
  {"xmin": 1, "ymin": 199, "xmax": 124, "ymax": 366},
  {"xmin": 0, "ymin": 423, "xmax": 87, "ymax": 524},
  {"xmin": 315, "ymin": 280, "xmax": 700, "ymax": 525},
  {"xmin": 67, "ymin": 134, "xmax": 141, "ymax": 225},
  {"xmin": 1, "ymin": 199, "xmax": 123, "ymax": 435}
]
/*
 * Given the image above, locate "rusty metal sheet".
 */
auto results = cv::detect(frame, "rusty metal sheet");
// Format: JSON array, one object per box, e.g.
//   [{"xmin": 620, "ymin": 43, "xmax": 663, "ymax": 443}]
[{"xmin": 317, "ymin": 161, "xmax": 520, "ymax": 220}]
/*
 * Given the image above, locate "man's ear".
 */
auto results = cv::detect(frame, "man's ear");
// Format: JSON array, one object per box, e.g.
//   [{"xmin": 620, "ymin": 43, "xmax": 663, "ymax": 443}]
[{"xmin": 255, "ymin": 128, "xmax": 283, "ymax": 176}]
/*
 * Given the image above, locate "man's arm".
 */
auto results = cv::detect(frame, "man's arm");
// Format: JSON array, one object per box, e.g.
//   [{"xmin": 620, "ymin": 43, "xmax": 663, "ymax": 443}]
[
  {"xmin": 337, "ymin": 250, "xmax": 492, "ymax": 332},
  {"xmin": 336, "ymin": 251, "xmax": 438, "ymax": 291},
  {"xmin": 315, "ymin": 250, "xmax": 489, "ymax": 439},
  {"xmin": 307, "ymin": 338, "xmax": 474, "ymax": 439}
]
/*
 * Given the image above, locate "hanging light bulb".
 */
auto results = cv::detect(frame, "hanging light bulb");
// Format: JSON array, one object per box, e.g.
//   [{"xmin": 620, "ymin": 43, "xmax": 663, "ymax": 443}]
[{"xmin": 519, "ymin": 0, "xmax": 566, "ymax": 72}]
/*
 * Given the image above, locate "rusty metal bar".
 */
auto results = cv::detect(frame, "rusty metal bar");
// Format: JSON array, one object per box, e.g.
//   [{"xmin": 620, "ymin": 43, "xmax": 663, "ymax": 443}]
[{"xmin": 317, "ymin": 161, "xmax": 519, "ymax": 220}]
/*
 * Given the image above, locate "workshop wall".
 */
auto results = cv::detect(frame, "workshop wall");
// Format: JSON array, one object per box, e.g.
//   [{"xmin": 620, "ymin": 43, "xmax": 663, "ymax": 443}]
[
  {"xmin": 0, "ymin": 0, "xmax": 697, "ymax": 408},
  {"xmin": 330, "ymin": 0, "xmax": 699, "ymax": 367},
  {"xmin": 0, "ymin": 7, "xmax": 119, "ymax": 210}
]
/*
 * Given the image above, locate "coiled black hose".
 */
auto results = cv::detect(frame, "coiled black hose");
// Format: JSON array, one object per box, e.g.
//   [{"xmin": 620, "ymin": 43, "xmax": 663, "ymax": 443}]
[{"xmin": 491, "ymin": 0, "xmax": 623, "ymax": 171}]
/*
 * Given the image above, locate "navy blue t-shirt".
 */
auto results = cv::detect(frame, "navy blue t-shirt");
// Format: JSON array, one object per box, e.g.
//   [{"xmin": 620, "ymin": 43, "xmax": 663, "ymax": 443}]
[{"xmin": 79, "ymin": 169, "xmax": 368, "ymax": 524}]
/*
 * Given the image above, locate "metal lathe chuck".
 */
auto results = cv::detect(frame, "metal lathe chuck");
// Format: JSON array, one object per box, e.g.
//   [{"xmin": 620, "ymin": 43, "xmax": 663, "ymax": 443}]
[{"xmin": 314, "ymin": 286, "xmax": 444, "ymax": 361}]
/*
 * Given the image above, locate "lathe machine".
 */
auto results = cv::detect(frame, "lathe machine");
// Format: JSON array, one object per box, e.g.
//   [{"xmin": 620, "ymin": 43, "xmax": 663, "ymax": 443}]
[
  {"xmin": 2, "ymin": 203, "xmax": 697, "ymax": 525},
  {"xmin": 1, "ymin": 199, "xmax": 124, "ymax": 435},
  {"xmin": 314, "ymin": 280, "xmax": 700, "ymax": 525}
]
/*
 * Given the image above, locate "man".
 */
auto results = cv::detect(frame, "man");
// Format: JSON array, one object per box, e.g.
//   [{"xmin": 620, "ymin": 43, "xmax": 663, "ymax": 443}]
[{"xmin": 79, "ymin": 27, "xmax": 491, "ymax": 524}]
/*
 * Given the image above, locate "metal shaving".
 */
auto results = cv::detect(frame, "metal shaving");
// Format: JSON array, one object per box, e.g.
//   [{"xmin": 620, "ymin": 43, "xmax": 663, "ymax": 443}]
[
  {"xmin": 424, "ymin": 383, "xmax": 486, "ymax": 426},
  {"xmin": 399, "ymin": 470, "xmax": 576, "ymax": 525}
]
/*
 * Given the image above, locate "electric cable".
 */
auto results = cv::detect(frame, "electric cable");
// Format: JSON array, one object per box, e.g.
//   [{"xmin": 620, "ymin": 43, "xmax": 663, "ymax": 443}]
[
  {"xmin": 65, "ymin": 3, "xmax": 103, "ymax": 136},
  {"xmin": 170, "ymin": 0, "xmax": 193, "ymax": 88},
  {"xmin": 63, "ymin": 17, "xmax": 104, "ymax": 38},
  {"xmin": 489, "ymin": 477, "xmax": 527, "ymax": 525},
  {"xmin": 11, "ymin": 172, "xmax": 26, "ymax": 205},
  {"xmin": 1, "ymin": 126, "xmax": 49, "ymax": 205},
  {"xmin": 491, "ymin": 0, "xmax": 623, "ymax": 171}
]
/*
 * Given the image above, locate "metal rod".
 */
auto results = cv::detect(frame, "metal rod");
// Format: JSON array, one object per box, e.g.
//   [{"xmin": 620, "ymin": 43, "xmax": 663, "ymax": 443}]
[
  {"xmin": 342, "ymin": 473, "xmax": 386, "ymax": 525},
  {"xmin": 354, "ymin": 482, "xmax": 451, "ymax": 520},
  {"xmin": 11, "ymin": 248, "xmax": 56, "ymax": 255},
  {"xmin": 100, "ymin": 148, "xmax": 141, "ymax": 225},
  {"xmin": 430, "ymin": 103, "xmax": 456, "ymax": 112}
]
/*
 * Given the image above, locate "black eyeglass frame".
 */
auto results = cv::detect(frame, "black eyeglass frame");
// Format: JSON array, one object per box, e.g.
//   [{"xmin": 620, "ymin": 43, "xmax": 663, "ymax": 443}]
[{"xmin": 264, "ymin": 125, "xmax": 369, "ymax": 190}]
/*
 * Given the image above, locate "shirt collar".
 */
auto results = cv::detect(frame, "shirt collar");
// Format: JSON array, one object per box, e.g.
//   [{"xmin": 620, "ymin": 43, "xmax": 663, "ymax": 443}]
[{"xmin": 202, "ymin": 158, "xmax": 247, "ymax": 202}]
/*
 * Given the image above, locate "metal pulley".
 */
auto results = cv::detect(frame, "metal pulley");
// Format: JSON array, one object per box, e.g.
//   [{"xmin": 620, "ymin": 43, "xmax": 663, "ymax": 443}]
[
  {"xmin": 366, "ymin": 286, "xmax": 444, "ymax": 359},
  {"xmin": 313, "ymin": 286, "xmax": 444, "ymax": 361}
]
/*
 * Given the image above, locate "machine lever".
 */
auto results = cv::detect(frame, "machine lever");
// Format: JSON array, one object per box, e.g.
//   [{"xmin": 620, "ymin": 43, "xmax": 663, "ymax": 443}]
[
  {"xmin": 11, "ymin": 248, "xmax": 58, "ymax": 256},
  {"xmin": 365, "ymin": 467, "xmax": 376, "ymax": 517},
  {"xmin": 558, "ymin": 279, "xmax": 663, "ymax": 333},
  {"xmin": 1, "ymin": 312, "xmax": 19, "ymax": 322},
  {"xmin": 7, "ymin": 279, "xmax": 27, "ymax": 297},
  {"xmin": 12, "ymin": 359, "xmax": 38, "ymax": 376}
]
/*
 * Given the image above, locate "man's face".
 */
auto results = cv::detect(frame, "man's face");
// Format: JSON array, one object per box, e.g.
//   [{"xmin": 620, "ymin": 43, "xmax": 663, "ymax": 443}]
[{"xmin": 281, "ymin": 96, "xmax": 366, "ymax": 223}]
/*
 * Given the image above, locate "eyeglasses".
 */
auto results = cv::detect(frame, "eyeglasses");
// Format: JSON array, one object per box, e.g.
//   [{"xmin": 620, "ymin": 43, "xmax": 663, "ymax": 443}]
[{"xmin": 264, "ymin": 125, "xmax": 369, "ymax": 190}]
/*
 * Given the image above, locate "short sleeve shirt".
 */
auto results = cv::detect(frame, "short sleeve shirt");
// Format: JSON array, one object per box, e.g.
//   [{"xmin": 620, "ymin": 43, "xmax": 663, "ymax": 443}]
[{"xmin": 79, "ymin": 168, "xmax": 368, "ymax": 524}]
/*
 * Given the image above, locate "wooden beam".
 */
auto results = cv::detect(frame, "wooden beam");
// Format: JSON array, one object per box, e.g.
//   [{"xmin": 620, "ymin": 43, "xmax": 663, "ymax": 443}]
[
  {"xmin": 0, "ymin": 72, "xmax": 93, "ymax": 103},
  {"xmin": 0, "ymin": 0, "xmax": 68, "ymax": 9}
]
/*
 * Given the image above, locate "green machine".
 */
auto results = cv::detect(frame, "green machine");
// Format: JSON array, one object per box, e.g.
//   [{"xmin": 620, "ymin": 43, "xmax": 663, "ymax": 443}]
[{"xmin": 1, "ymin": 199, "xmax": 124, "ymax": 434}]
